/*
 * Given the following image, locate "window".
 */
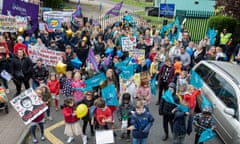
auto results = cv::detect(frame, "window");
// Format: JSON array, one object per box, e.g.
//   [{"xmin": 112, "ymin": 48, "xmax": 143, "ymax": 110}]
[
  {"xmin": 195, "ymin": 64, "xmax": 213, "ymax": 82},
  {"xmin": 208, "ymin": 72, "xmax": 237, "ymax": 110}
]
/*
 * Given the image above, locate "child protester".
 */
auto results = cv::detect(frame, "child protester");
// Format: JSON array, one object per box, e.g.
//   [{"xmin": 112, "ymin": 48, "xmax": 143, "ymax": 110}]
[
  {"xmin": 193, "ymin": 106, "xmax": 216, "ymax": 144},
  {"xmin": 127, "ymin": 100, "xmax": 154, "ymax": 144},
  {"xmin": 61, "ymin": 98, "xmax": 87, "ymax": 144},
  {"xmin": 183, "ymin": 85, "xmax": 201, "ymax": 114},
  {"xmin": 47, "ymin": 72, "xmax": 60, "ymax": 111},
  {"xmin": 62, "ymin": 71, "xmax": 73, "ymax": 98},
  {"xmin": 93, "ymin": 97, "xmax": 113, "ymax": 130},
  {"xmin": 75, "ymin": 91, "xmax": 95, "ymax": 136},
  {"xmin": 137, "ymin": 79, "xmax": 152, "ymax": 105},
  {"xmin": 72, "ymin": 71, "xmax": 86, "ymax": 102},
  {"xmin": 117, "ymin": 93, "xmax": 134, "ymax": 139},
  {"xmin": 39, "ymin": 84, "xmax": 52, "ymax": 121}
]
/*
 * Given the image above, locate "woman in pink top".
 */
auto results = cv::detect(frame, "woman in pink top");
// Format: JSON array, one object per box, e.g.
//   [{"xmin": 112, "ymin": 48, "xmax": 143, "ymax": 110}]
[
  {"xmin": 71, "ymin": 71, "xmax": 86, "ymax": 102},
  {"xmin": 137, "ymin": 80, "xmax": 152, "ymax": 104}
]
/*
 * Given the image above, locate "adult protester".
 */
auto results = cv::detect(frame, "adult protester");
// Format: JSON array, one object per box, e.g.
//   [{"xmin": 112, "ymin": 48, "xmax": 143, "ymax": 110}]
[
  {"xmin": 13, "ymin": 36, "xmax": 29, "ymax": 56},
  {"xmin": 10, "ymin": 48, "xmax": 33, "ymax": 96},
  {"xmin": 32, "ymin": 58, "xmax": 49, "ymax": 90}
]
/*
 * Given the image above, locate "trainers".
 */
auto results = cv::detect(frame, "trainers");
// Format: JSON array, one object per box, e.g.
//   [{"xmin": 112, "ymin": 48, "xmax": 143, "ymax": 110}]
[
  {"xmin": 5, "ymin": 89, "xmax": 9, "ymax": 94},
  {"xmin": 82, "ymin": 135, "xmax": 87, "ymax": 144},
  {"xmin": 67, "ymin": 136, "xmax": 74, "ymax": 143},
  {"xmin": 48, "ymin": 116, "xmax": 53, "ymax": 121},
  {"xmin": 41, "ymin": 136, "xmax": 45, "ymax": 141},
  {"xmin": 32, "ymin": 138, "xmax": 38, "ymax": 143}
]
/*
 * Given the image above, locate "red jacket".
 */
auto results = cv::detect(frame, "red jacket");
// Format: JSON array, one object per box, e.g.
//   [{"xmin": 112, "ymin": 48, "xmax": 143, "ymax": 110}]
[
  {"xmin": 94, "ymin": 106, "xmax": 112, "ymax": 126},
  {"xmin": 48, "ymin": 80, "xmax": 60, "ymax": 95},
  {"xmin": 183, "ymin": 89, "xmax": 201, "ymax": 109},
  {"xmin": 32, "ymin": 113, "xmax": 44, "ymax": 123},
  {"xmin": 149, "ymin": 52, "xmax": 157, "ymax": 62},
  {"xmin": 13, "ymin": 43, "xmax": 29, "ymax": 55},
  {"xmin": 0, "ymin": 42, "xmax": 9, "ymax": 58},
  {"xmin": 62, "ymin": 106, "xmax": 79, "ymax": 123}
]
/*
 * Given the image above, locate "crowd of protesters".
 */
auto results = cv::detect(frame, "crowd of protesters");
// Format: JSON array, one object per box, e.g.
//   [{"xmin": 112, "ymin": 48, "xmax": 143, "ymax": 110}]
[{"xmin": 1, "ymin": 10, "xmax": 239, "ymax": 144}]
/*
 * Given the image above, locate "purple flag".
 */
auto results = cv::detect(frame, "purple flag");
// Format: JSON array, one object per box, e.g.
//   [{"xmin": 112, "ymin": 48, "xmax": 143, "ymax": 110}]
[
  {"xmin": 2, "ymin": 0, "xmax": 39, "ymax": 34},
  {"xmin": 87, "ymin": 48, "xmax": 99, "ymax": 72},
  {"xmin": 103, "ymin": 54, "xmax": 112, "ymax": 67},
  {"xmin": 104, "ymin": 1, "xmax": 123, "ymax": 19},
  {"xmin": 73, "ymin": 0, "xmax": 83, "ymax": 18}
]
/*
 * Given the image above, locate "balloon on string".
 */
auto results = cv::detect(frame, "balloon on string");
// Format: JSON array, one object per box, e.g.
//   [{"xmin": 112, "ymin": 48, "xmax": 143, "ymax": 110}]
[
  {"xmin": 131, "ymin": 57, "xmax": 136, "ymax": 63},
  {"xmin": 76, "ymin": 104, "xmax": 88, "ymax": 119},
  {"xmin": 66, "ymin": 29, "xmax": 73, "ymax": 37},
  {"xmin": 105, "ymin": 48, "xmax": 114, "ymax": 56},
  {"xmin": 55, "ymin": 61, "xmax": 67, "ymax": 74},
  {"xmin": 71, "ymin": 57, "xmax": 82, "ymax": 69},
  {"xmin": 18, "ymin": 27, "xmax": 24, "ymax": 35},
  {"xmin": 117, "ymin": 50, "xmax": 123, "ymax": 57}
]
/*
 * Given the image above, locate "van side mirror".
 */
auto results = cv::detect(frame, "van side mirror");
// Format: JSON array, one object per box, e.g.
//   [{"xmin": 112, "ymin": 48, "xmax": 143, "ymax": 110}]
[{"xmin": 224, "ymin": 108, "xmax": 235, "ymax": 117}]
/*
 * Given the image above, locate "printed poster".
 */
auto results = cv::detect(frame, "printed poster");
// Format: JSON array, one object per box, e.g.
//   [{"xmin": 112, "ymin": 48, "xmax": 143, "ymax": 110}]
[
  {"xmin": 128, "ymin": 49, "xmax": 145, "ymax": 64},
  {"xmin": 15, "ymin": 16, "xmax": 28, "ymax": 29},
  {"xmin": 47, "ymin": 17, "xmax": 63, "ymax": 31},
  {"xmin": 28, "ymin": 45, "xmax": 64, "ymax": 66},
  {"xmin": 10, "ymin": 88, "xmax": 48, "ymax": 125},
  {"xmin": 43, "ymin": 11, "xmax": 73, "ymax": 23},
  {"xmin": 121, "ymin": 36, "xmax": 137, "ymax": 51}
]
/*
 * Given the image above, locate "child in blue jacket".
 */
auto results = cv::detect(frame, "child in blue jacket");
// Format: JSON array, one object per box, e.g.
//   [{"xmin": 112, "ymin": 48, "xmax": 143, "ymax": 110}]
[{"xmin": 127, "ymin": 100, "xmax": 154, "ymax": 144}]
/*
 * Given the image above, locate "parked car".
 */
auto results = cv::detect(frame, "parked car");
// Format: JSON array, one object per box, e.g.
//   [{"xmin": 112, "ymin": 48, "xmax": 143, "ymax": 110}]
[{"xmin": 193, "ymin": 60, "xmax": 240, "ymax": 144}]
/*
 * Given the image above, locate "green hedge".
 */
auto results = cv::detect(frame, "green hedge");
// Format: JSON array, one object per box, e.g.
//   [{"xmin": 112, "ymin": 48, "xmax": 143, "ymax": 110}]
[
  {"xmin": 208, "ymin": 16, "xmax": 237, "ymax": 33},
  {"xmin": 43, "ymin": 0, "xmax": 63, "ymax": 9}
]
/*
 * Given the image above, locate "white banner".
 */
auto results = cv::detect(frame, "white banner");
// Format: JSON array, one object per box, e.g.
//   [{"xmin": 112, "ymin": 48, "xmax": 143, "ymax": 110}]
[
  {"xmin": 28, "ymin": 45, "xmax": 64, "ymax": 66},
  {"xmin": 43, "ymin": 11, "xmax": 73, "ymax": 23},
  {"xmin": 10, "ymin": 88, "xmax": 48, "ymax": 125},
  {"xmin": 15, "ymin": 16, "xmax": 28, "ymax": 29}
]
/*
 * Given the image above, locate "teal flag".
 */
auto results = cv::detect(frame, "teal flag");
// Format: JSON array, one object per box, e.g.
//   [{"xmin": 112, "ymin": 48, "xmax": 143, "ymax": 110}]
[
  {"xmin": 84, "ymin": 73, "xmax": 106, "ymax": 88},
  {"xmin": 201, "ymin": 95, "xmax": 212, "ymax": 110},
  {"xmin": 151, "ymin": 75, "xmax": 157, "ymax": 97},
  {"xmin": 162, "ymin": 89, "xmax": 175, "ymax": 104},
  {"xmin": 119, "ymin": 64, "xmax": 135, "ymax": 80},
  {"xmin": 199, "ymin": 128, "xmax": 216, "ymax": 143},
  {"xmin": 101, "ymin": 84, "xmax": 119, "ymax": 106},
  {"xmin": 190, "ymin": 70, "xmax": 203, "ymax": 89},
  {"xmin": 206, "ymin": 27, "xmax": 217, "ymax": 45}
]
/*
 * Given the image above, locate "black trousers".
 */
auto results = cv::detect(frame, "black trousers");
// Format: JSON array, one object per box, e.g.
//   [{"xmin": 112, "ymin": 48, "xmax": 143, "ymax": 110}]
[
  {"xmin": 13, "ymin": 77, "xmax": 30, "ymax": 96},
  {"xmin": 82, "ymin": 119, "xmax": 94, "ymax": 135},
  {"xmin": 157, "ymin": 81, "xmax": 169, "ymax": 104},
  {"xmin": 162, "ymin": 114, "xmax": 173, "ymax": 136},
  {"xmin": 194, "ymin": 133, "xmax": 203, "ymax": 144}
]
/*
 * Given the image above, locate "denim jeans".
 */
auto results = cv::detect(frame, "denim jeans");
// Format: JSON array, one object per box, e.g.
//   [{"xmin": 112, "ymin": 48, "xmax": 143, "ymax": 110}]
[
  {"xmin": 173, "ymin": 133, "xmax": 186, "ymax": 144},
  {"xmin": 31, "ymin": 122, "xmax": 44, "ymax": 138},
  {"xmin": 132, "ymin": 138, "xmax": 147, "ymax": 144}
]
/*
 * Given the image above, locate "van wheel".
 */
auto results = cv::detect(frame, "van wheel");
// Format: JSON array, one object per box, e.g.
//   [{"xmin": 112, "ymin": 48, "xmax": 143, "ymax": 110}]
[{"xmin": 5, "ymin": 106, "xmax": 8, "ymax": 114}]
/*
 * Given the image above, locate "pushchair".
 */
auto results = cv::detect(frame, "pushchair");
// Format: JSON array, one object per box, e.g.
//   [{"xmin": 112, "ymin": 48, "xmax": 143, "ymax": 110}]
[{"xmin": 0, "ymin": 82, "xmax": 8, "ymax": 114}]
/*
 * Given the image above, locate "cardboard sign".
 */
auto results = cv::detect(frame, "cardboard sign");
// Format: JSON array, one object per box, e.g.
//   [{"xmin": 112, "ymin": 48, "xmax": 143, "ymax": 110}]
[
  {"xmin": 121, "ymin": 36, "xmax": 137, "ymax": 51},
  {"xmin": 128, "ymin": 49, "xmax": 145, "ymax": 64},
  {"xmin": 10, "ymin": 88, "xmax": 48, "ymax": 125},
  {"xmin": 28, "ymin": 45, "xmax": 64, "ymax": 66}
]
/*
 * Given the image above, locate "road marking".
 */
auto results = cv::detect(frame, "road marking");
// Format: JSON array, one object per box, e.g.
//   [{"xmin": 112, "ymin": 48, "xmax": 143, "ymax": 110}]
[{"xmin": 45, "ymin": 120, "xmax": 65, "ymax": 144}]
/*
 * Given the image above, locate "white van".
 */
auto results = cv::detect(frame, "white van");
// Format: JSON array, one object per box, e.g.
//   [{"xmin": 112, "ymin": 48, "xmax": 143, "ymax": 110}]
[{"xmin": 193, "ymin": 61, "xmax": 240, "ymax": 144}]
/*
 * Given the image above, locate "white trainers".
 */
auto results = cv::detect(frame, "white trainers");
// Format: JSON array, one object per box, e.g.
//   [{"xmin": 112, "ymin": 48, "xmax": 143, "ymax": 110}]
[
  {"xmin": 82, "ymin": 135, "xmax": 87, "ymax": 144},
  {"xmin": 41, "ymin": 136, "xmax": 45, "ymax": 141},
  {"xmin": 67, "ymin": 136, "xmax": 74, "ymax": 143},
  {"xmin": 32, "ymin": 137, "xmax": 38, "ymax": 143},
  {"xmin": 5, "ymin": 89, "xmax": 9, "ymax": 94}
]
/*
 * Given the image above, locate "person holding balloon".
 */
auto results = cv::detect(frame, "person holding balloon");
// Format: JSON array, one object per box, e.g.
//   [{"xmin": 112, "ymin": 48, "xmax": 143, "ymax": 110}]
[
  {"xmin": 61, "ymin": 98, "xmax": 87, "ymax": 144},
  {"xmin": 76, "ymin": 91, "xmax": 96, "ymax": 136}
]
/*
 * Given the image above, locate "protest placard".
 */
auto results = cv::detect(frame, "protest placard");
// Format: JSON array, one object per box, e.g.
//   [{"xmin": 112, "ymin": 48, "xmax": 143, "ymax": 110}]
[
  {"xmin": 28, "ymin": 45, "xmax": 64, "ymax": 66},
  {"xmin": 96, "ymin": 130, "xmax": 114, "ymax": 144},
  {"xmin": 43, "ymin": 11, "xmax": 73, "ymax": 23},
  {"xmin": 10, "ymin": 88, "xmax": 48, "ymax": 125},
  {"xmin": 121, "ymin": 36, "xmax": 136, "ymax": 51},
  {"xmin": 47, "ymin": 17, "xmax": 63, "ymax": 30},
  {"xmin": 15, "ymin": 16, "xmax": 28, "ymax": 29},
  {"xmin": 119, "ymin": 73, "xmax": 140, "ymax": 98},
  {"xmin": 0, "ymin": 15, "xmax": 16, "ymax": 32},
  {"xmin": 129, "ymin": 49, "xmax": 145, "ymax": 64}
]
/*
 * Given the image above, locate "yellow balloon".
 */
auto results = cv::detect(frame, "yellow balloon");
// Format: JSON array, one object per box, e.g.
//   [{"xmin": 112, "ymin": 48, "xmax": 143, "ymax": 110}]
[
  {"xmin": 66, "ymin": 29, "xmax": 73, "ymax": 37},
  {"xmin": 55, "ymin": 61, "xmax": 67, "ymax": 74},
  {"xmin": 82, "ymin": 36, "xmax": 88, "ymax": 42},
  {"xmin": 99, "ymin": 81, "xmax": 106, "ymax": 89},
  {"xmin": 18, "ymin": 27, "xmax": 24, "ymax": 34},
  {"xmin": 76, "ymin": 104, "xmax": 88, "ymax": 119}
]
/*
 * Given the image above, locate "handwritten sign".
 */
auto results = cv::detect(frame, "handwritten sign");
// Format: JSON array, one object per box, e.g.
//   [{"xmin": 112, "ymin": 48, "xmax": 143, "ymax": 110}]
[
  {"xmin": 10, "ymin": 88, "xmax": 48, "ymax": 125},
  {"xmin": 121, "ymin": 36, "xmax": 137, "ymax": 51},
  {"xmin": 0, "ymin": 15, "xmax": 16, "ymax": 32},
  {"xmin": 129, "ymin": 49, "xmax": 145, "ymax": 64},
  {"xmin": 28, "ymin": 45, "xmax": 64, "ymax": 66}
]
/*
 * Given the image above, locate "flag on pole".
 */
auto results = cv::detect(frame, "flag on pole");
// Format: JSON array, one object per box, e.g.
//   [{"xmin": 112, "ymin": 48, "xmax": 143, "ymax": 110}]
[
  {"xmin": 104, "ymin": 1, "xmax": 123, "ymax": 19},
  {"xmin": 87, "ymin": 48, "xmax": 99, "ymax": 72},
  {"xmin": 72, "ymin": 0, "xmax": 83, "ymax": 18}
]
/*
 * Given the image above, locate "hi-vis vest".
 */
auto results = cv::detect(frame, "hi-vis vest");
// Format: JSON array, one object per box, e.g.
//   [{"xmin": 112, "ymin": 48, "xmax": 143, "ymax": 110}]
[{"xmin": 220, "ymin": 33, "xmax": 232, "ymax": 45}]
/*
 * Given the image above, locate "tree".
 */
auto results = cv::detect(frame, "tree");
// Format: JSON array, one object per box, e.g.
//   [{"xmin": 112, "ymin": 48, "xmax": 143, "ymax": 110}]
[{"xmin": 215, "ymin": 0, "xmax": 240, "ymax": 19}]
